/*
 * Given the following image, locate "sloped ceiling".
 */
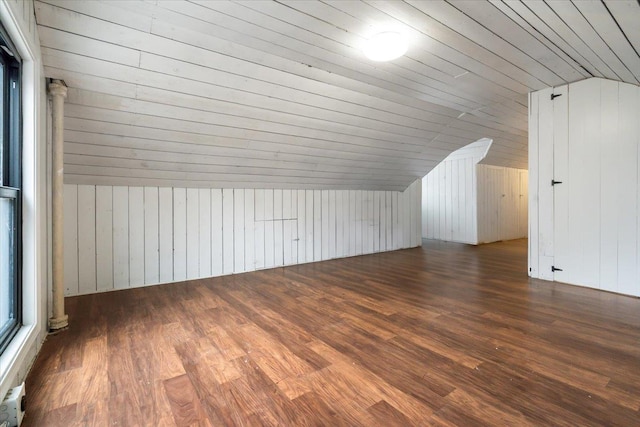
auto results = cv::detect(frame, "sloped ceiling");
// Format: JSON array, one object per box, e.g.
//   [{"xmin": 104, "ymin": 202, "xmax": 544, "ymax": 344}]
[{"xmin": 35, "ymin": 0, "xmax": 640, "ymax": 190}]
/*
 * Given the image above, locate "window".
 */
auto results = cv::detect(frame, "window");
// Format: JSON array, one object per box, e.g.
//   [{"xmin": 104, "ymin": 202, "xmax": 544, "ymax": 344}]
[{"xmin": 0, "ymin": 23, "xmax": 21, "ymax": 355}]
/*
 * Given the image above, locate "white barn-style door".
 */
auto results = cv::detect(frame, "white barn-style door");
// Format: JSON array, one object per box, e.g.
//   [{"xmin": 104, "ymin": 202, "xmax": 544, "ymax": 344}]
[
  {"xmin": 551, "ymin": 84, "xmax": 569, "ymax": 285},
  {"xmin": 532, "ymin": 86, "xmax": 556, "ymax": 280},
  {"xmin": 530, "ymin": 78, "xmax": 640, "ymax": 297}
]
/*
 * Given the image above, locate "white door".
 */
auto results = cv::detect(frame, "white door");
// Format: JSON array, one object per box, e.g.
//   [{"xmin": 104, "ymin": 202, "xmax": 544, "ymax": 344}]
[
  {"xmin": 536, "ymin": 87, "xmax": 555, "ymax": 280},
  {"xmin": 551, "ymin": 85, "xmax": 569, "ymax": 283},
  {"xmin": 534, "ymin": 84, "xmax": 569, "ymax": 282}
]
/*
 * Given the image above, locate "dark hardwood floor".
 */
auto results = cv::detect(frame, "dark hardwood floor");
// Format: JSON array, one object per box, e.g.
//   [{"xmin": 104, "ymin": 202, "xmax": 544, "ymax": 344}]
[{"xmin": 24, "ymin": 239, "xmax": 640, "ymax": 426}]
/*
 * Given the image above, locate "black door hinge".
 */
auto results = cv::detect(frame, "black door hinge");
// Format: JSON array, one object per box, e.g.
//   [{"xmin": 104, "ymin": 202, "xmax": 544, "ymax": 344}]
[
  {"xmin": 551, "ymin": 93, "xmax": 562, "ymax": 100},
  {"xmin": 551, "ymin": 179, "xmax": 563, "ymax": 186},
  {"xmin": 551, "ymin": 266, "xmax": 563, "ymax": 272}
]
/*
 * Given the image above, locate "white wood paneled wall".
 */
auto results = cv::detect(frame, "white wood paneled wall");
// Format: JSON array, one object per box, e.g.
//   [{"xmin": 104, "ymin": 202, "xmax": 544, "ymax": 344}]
[
  {"xmin": 422, "ymin": 156, "xmax": 478, "ymax": 244},
  {"xmin": 476, "ymin": 165, "xmax": 528, "ymax": 244},
  {"xmin": 421, "ymin": 139, "xmax": 489, "ymax": 244},
  {"xmin": 34, "ymin": 0, "xmax": 540, "ymax": 191},
  {"xmin": 63, "ymin": 180, "xmax": 421, "ymax": 296},
  {"xmin": 529, "ymin": 78, "xmax": 640, "ymax": 297},
  {"xmin": 34, "ymin": 1, "xmax": 640, "ymax": 189},
  {"xmin": 422, "ymin": 139, "xmax": 527, "ymax": 244}
]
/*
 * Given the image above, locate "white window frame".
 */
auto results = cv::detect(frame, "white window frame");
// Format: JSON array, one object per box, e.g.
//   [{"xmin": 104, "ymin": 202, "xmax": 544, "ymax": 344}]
[{"xmin": 0, "ymin": 0, "xmax": 46, "ymax": 400}]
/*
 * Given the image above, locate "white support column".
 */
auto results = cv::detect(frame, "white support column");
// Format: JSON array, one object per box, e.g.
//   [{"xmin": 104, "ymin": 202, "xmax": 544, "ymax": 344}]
[{"xmin": 48, "ymin": 79, "xmax": 68, "ymax": 331}]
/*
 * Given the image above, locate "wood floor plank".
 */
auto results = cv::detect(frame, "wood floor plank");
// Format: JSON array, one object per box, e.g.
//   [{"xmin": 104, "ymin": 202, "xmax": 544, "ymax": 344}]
[
  {"xmin": 367, "ymin": 400, "xmax": 414, "ymax": 427},
  {"xmin": 22, "ymin": 239, "xmax": 640, "ymax": 426},
  {"xmin": 222, "ymin": 289, "xmax": 332, "ymax": 371},
  {"xmin": 442, "ymin": 388, "xmax": 537, "ymax": 426},
  {"xmin": 291, "ymin": 391, "xmax": 351, "ymax": 426},
  {"xmin": 76, "ymin": 399, "xmax": 109, "ymax": 427},
  {"xmin": 108, "ymin": 390, "xmax": 145, "ymax": 427},
  {"xmin": 78, "ymin": 336, "xmax": 109, "ymax": 406},
  {"xmin": 232, "ymin": 322, "xmax": 316, "ymax": 384},
  {"xmin": 175, "ymin": 353, "xmax": 235, "ymax": 425},
  {"xmin": 38, "ymin": 403, "xmax": 78, "ymax": 427},
  {"xmin": 206, "ymin": 325, "xmax": 247, "ymax": 361},
  {"xmin": 163, "ymin": 374, "xmax": 210, "ymax": 427}
]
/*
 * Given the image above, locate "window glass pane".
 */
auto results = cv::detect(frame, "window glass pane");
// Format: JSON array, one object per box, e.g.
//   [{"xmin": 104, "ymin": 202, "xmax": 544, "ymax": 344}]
[
  {"xmin": 0, "ymin": 28, "xmax": 20, "ymax": 353},
  {"xmin": 0, "ymin": 62, "xmax": 4, "ymax": 186},
  {"xmin": 0, "ymin": 195, "xmax": 15, "ymax": 332}
]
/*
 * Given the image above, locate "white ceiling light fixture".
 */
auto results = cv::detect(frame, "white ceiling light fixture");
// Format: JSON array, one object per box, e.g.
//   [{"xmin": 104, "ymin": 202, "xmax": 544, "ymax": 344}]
[{"xmin": 363, "ymin": 31, "xmax": 408, "ymax": 62}]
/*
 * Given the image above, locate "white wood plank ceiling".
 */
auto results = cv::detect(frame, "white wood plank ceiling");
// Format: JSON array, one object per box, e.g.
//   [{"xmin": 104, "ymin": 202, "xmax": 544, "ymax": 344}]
[{"xmin": 35, "ymin": 0, "xmax": 640, "ymax": 191}]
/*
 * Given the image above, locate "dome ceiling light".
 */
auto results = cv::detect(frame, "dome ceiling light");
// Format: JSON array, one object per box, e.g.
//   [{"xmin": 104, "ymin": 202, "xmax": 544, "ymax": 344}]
[{"xmin": 363, "ymin": 31, "xmax": 408, "ymax": 62}]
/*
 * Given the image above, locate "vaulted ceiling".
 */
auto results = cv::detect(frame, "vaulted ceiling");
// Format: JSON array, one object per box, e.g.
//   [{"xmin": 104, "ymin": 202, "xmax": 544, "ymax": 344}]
[{"xmin": 35, "ymin": 0, "xmax": 640, "ymax": 190}]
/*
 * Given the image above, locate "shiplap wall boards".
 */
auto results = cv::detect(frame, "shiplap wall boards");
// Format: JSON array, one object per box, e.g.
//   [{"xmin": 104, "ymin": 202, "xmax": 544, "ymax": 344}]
[
  {"xmin": 63, "ymin": 180, "xmax": 421, "ymax": 296},
  {"xmin": 476, "ymin": 165, "xmax": 528, "ymax": 244},
  {"xmin": 422, "ymin": 139, "xmax": 527, "ymax": 245},
  {"xmin": 529, "ymin": 78, "xmax": 640, "ymax": 297}
]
